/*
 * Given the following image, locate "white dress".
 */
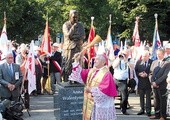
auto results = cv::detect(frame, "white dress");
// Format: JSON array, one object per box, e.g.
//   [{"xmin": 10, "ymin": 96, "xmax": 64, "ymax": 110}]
[{"xmin": 90, "ymin": 87, "xmax": 117, "ymax": 120}]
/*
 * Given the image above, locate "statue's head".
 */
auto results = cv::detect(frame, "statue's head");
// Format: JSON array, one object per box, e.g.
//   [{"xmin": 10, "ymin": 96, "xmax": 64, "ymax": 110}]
[{"xmin": 69, "ymin": 10, "xmax": 78, "ymax": 24}]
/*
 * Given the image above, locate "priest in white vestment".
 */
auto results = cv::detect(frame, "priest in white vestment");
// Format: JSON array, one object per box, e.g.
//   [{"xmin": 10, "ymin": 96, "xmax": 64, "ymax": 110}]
[{"xmin": 69, "ymin": 53, "xmax": 117, "ymax": 120}]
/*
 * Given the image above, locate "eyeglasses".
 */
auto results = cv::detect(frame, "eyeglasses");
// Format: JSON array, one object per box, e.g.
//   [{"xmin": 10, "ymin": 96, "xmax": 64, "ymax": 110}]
[{"xmin": 6, "ymin": 57, "xmax": 13, "ymax": 59}]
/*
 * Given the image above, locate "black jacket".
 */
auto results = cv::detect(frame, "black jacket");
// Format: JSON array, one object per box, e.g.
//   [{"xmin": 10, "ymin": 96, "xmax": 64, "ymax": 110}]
[
  {"xmin": 149, "ymin": 60, "xmax": 170, "ymax": 90},
  {"xmin": 135, "ymin": 59, "xmax": 153, "ymax": 89},
  {"xmin": 49, "ymin": 51, "xmax": 62, "ymax": 73}
]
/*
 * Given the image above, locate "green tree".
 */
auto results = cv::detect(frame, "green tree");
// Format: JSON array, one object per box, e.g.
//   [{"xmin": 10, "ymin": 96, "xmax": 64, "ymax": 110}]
[
  {"xmin": 0, "ymin": 0, "xmax": 45, "ymax": 43},
  {"xmin": 0, "ymin": 0, "xmax": 170, "ymax": 44},
  {"xmin": 108, "ymin": 0, "xmax": 170, "ymax": 42}
]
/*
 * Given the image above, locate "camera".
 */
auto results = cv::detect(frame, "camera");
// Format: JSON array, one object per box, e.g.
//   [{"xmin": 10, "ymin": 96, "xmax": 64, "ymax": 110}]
[
  {"xmin": 25, "ymin": 51, "xmax": 29, "ymax": 55},
  {"xmin": 119, "ymin": 54, "xmax": 125, "ymax": 59}
]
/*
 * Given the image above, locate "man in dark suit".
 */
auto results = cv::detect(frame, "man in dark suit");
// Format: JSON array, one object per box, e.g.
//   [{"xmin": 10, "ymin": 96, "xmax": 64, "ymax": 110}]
[
  {"xmin": 135, "ymin": 50, "xmax": 153, "ymax": 116},
  {"xmin": 149, "ymin": 49, "xmax": 170, "ymax": 120},
  {"xmin": 49, "ymin": 43, "xmax": 62, "ymax": 94},
  {"xmin": 0, "ymin": 52, "xmax": 23, "ymax": 102}
]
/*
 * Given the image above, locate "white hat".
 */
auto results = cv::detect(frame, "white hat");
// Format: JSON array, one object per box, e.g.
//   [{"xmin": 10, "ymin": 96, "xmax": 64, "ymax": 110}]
[
  {"xmin": 34, "ymin": 46, "xmax": 41, "ymax": 51},
  {"xmin": 165, "ymin": 43, "xmax": 170, "ymax": 49},
  {"xmin": 53, "ymin": 43, "xmax": 59, "ymax": 47}
]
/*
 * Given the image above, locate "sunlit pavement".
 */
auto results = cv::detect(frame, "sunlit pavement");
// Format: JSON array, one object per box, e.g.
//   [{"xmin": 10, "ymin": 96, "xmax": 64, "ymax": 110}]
[{"xmin": 22, "ymin": 92, "xmax": 169, "ymax": 120}]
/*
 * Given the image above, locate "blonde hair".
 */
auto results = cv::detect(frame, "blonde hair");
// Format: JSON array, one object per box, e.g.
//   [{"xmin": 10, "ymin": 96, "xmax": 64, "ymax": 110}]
[{"xmin": 156, "ymin": 48, "xmax": 165, "ymax": 54}]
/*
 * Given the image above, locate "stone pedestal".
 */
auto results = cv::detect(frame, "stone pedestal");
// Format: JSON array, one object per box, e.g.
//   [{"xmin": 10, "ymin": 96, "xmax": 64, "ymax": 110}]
[{"xmin": 54, "ymin": 82, "xmax": 84, "ymax": 120}]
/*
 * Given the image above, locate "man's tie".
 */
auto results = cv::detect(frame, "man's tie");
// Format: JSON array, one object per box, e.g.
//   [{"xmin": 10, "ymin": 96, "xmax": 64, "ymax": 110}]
[
  {"xmin": 153, "ymin": 61, "xmax": 161, "ymax": 77},
  {"xmin": 144, "ymin": 62, "xmax": 147, "ymax": 68},
  {"xmin": 158, "ymin": 61, "xmax": 161, "ymax": 67},
  {"xmin": 8, "ymin": 64, "xmax": 13, "ymax": 76}
]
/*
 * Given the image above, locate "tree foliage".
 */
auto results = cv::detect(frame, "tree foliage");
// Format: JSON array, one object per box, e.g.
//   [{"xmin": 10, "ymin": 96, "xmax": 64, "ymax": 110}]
[{"xmin": 0, "ymin": 0, "xmax": 170, "ymax": 43}]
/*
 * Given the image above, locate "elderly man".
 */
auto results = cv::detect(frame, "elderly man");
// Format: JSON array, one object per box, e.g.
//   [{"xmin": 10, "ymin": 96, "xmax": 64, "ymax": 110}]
[
  {"xmin": 164, "ymin": 43, "xmax": 170, "ymax": 61},
  {"xmin": 49, "ymin": 43, "xmax": 62, "ymax": 94},
  {"xmin": 166, "ymin": 72, "xmax": 170, "ymax": 117},
  {"xmin": 149, "ymin": 49, "xmax": 170, "ymax": 120},
  {"xmin": 135, "ymin": 50, "xmax": 153, "ymax": 116},
  {"xmin": 0, "ymin": 52, "xmax": 23, "ymax": 102},
  {"xmin": 62, "ymin": 9, "xmax": 85, "ymax": 81},
  {"xmin": 69, "ymin": 53, "xmax": 117, "ymax": 120}
]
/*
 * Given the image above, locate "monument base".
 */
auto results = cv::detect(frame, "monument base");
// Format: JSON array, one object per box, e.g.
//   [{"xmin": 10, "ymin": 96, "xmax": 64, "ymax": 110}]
[
  {"xmin": 58, "ymin": 81, "xmax": 84, "ymax": 88},
  {"xmin": 54, "ymin": 82, "xmax": 84, "ymax": 120}
]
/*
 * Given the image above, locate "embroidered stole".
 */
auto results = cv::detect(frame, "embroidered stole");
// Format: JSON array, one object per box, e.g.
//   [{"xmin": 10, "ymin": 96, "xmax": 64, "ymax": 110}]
[{"xmin": 83, "ymin": 67, "xmax": 108, "ymax": 120}]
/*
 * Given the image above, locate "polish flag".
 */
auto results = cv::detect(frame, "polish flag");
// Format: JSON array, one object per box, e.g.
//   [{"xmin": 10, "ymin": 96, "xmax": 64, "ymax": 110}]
[
  {"xmin": 25, "ymin": 40, "xmax": 36, "ymax": 94},
  {"xmin": 41, "ymin": 20, "xmax": 51, "ymax": 55}
]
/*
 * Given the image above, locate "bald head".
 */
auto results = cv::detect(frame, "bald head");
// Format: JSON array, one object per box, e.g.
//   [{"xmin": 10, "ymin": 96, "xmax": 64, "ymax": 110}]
[
  {"xmin": 141, "ymin": 50, "xmax": 150, "ymax": 62},
  {"xmin": 94, "ymin": 54, "xmax": 108, "ymax": 68},
  {"xmin": 98, "ymin": 54, "xmax": 108, "ymax": 65}
]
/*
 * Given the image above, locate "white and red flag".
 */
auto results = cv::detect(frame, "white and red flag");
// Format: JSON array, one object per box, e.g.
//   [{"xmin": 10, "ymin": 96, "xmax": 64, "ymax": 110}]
[
  {"xmin": 25, "ymin": 40, "xmax": 36, "ymax": 94},
  {"xmin": 41, "ymin": 20, "xmax": 51, "ymax": 55},
  {"xmin": 106, "ymin": 24, "xmax": 114, "ymax": 61},
  {"xmin": 132, "ymin": 16, "xmax": 140, "ymax": 47},
  {"xmin": 0, "ymin": 12, "xmax": 10, "ymax": 59},
  {"xmin": 87, "ymin": 17, "xmax": 95, "ymax": 65}
]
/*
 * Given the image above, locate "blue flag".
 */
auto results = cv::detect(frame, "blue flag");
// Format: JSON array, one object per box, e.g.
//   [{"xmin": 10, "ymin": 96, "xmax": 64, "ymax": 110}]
[{"xmin": 151, "ymin": 14, "xmax": 161, "ymax": 60}]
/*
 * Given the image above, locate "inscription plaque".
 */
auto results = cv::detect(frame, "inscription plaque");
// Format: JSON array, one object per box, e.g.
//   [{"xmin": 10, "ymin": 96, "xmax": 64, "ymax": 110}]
[{"xmin": 54, "ymin": 82, "xmax": 84, "ymax": 120}]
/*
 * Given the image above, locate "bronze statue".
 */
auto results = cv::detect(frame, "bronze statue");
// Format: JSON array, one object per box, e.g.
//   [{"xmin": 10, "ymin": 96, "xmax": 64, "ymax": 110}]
[{"xmin": 62, "ymin": 10, "xmax": 85, "ymax": 82}]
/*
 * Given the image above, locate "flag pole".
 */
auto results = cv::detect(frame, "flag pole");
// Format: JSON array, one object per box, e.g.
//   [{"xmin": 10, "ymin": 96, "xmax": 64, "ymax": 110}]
[
  {"xmin": 132, "ymin": 16, "xmax": 140, "ymax": 47},
  {"xmin": 4, "ymin": 12, "xmax": 6, "ymax": 24},
  {"xmin": 106, "ymin": 14, "xmax": 112, "ymax": 55},
  {"xmin": 0, "ymin": 11, "xmax": 8, "ymax": 60},
  {"xmin": 109, "ymin": 14, "xmax": 112, "ymax": 46},
  {"xmin": 109, "ymin": 14, "xmax": 112, "ymax": 26},
  {"xmin": 47, "ymin": 14, "xmax": 50, "ymax": 91},
  {"xmin": 136, "ymin": 16, "xmax": 139, "ymax": 46},
  {"xmin": 91, "ymin": 16, "xmax": 94, "ymax": 26},
  {"xmin": 151, "ymin": 14, "xmax": 157, "ymax": 60},
  {"xmin": 154, "ymin": 13, "xmax": 158, "ymax": 30},
  {"xmin": 85, "ymin": 16, "xmax": 94, "ymax": 117},
  {"xmin": 151, "ymin": 13, "xmax": 160, "ymax": 60},
  {"xmin": 46, "ymin": 14, "xmax": 51, "ymax": 94},
  {"xmin": 87, "ymin": 17, "xmax": 94, "ymax": 68}
]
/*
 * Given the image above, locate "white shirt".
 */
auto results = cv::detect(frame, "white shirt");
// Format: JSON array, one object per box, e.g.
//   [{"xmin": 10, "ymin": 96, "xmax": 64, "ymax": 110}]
[{"xmin": 113, "ymin": 59, "xmax": 129, "ymax": 80}]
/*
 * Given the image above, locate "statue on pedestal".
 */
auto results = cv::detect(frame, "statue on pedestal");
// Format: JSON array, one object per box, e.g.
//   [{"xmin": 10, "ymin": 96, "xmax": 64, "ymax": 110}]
[{"xmin": 62, "ymin": 10, "xmax": 86, "ymax": 82}]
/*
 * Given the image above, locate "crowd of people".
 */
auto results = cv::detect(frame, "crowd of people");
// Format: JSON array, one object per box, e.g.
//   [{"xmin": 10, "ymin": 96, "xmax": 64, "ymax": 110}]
[
  {"xmin": 0, "ymin": 9, "xmax": 170, "ymax": 120},
  {"xmin": 69, "ymin": 41, "xmax": 170, "ymax": 120},
  {"xmin": 66, "ymin": 10, "xmax": 170, "ymax": 120},
  {"xmin": 0, "ymin": 41, "xmax": 63, "ymax": 101}
]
